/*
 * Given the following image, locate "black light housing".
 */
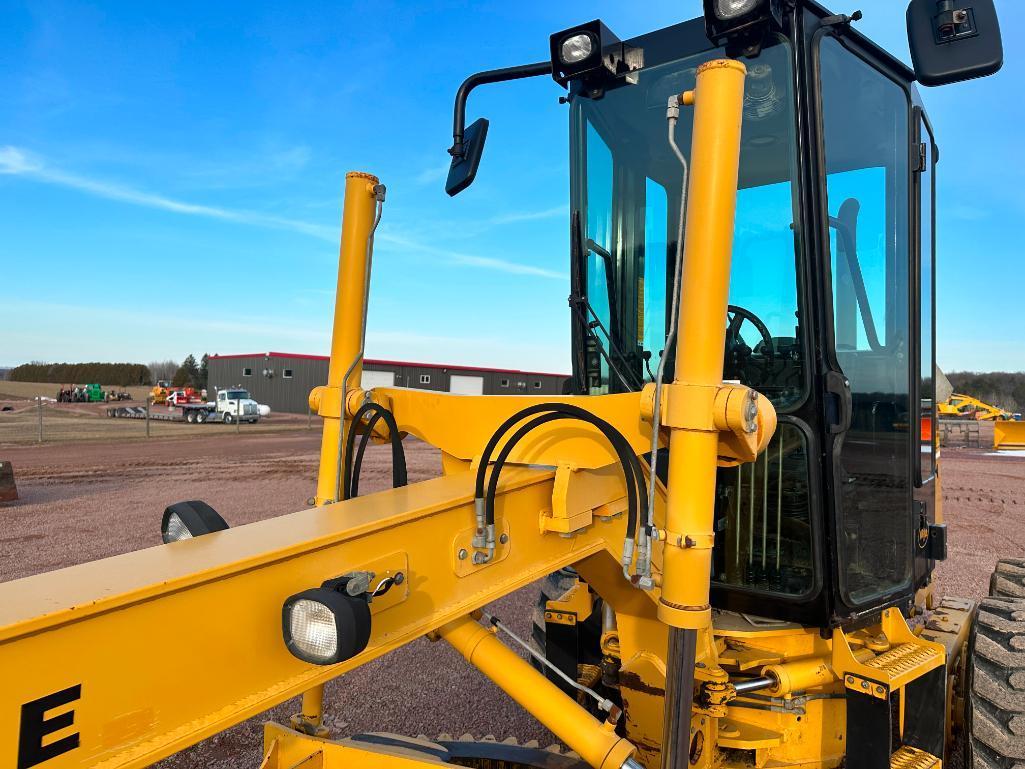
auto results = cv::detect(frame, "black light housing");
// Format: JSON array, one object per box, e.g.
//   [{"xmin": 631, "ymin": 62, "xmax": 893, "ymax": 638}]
[
  {"xmin": 703, "ymin": 0, "xmax": 783, "ymax": 55},
  {"xmin": 161, "ymin": 500, "xmax": 229, "ymax": 544},
  {"xmin": 549, "ymin": 20, "xmax": 643, "ymax": 93},
  {"xmin": 282, "ymin": 576, "xmax": 372, "ymax": 666}
]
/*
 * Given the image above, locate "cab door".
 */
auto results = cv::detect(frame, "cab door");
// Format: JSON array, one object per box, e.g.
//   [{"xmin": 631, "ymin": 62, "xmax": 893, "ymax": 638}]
[{"xmin": 817, "ymin": 33, "xmax": 916, "ymax": 615}]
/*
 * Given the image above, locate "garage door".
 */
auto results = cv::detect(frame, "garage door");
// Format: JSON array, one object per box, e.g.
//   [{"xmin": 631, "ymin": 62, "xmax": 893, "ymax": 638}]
[
  {"xmin": 449, "ymin": 374, "xmax": 484, "ymax": 395},
  {"xmin": 361, "ymin": 370, "xmax": 396, "ymax": 389}
]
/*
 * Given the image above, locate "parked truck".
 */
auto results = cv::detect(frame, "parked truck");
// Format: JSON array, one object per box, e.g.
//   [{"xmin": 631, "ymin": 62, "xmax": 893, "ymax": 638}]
[{"xmin": 108, "ymin": 387, "xmax": 262, "ymax": 424}]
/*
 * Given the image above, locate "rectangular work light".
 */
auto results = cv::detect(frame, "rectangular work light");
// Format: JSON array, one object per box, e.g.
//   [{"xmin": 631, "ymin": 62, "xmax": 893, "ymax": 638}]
[
  {"xmin": 549, "ymin": 20, "xmax": 642, "ymax": 93},
  {"xmin": 703, "ymin": 0, "xmax": 783, "ymax": 52},
  {"xmin": 282, "ymin": 576, "xmax": 373, "ymax": 666}
]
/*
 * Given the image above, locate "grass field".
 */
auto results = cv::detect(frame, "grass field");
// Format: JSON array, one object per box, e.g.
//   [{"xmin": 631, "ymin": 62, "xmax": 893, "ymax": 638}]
[{"xmin": 0, "ymin": 380, "xmax": 152, "ymax": 401}]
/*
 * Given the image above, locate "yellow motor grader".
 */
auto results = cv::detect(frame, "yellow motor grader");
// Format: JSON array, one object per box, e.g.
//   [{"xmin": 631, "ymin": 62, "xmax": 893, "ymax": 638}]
[{"xmin": 0, "ymin": 2, "xmax": 1014, "ymax": 769}]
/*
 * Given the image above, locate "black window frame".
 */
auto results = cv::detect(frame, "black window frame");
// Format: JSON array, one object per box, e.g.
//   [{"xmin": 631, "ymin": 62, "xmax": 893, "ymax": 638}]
[
  {"xmin": 913, "ymin": 106, "xmax": 938, "ymax": 487},
  {"xmin": 283, "ymin": 368, "xmax": 294, "ymax": 379},
  {"xmin": 242, "ymin": 367, "xmax": 252, "ymax": 377}
]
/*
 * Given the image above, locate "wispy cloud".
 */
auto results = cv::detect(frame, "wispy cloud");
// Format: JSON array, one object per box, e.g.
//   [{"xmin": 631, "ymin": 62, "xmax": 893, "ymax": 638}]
[
  {"xmin": 0, "ymin": 145, "xmax": 567, "ymax": 281},
  {"xmin": 489, "ymin": 205, "xmax": 567, "ymax": 225},
  {"xmin": 414, "ymin": 161, "xmax": 451, "ymax": 186},
  {"xmin": 376, "ymin": 231, "xmax": 566, "ymax": 280},
  {"xmin": 0, "ymin": 145, "xmax": 337, "ymax": 242}
]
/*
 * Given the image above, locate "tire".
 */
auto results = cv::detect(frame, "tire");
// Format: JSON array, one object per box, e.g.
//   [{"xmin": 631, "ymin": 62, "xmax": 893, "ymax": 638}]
[
  {"xmin": 966, "ymin": 597, "xmax": 1025, "ymax": 769},
  {"xmin": 990, "ymin": 559, "xmax": 1025, "ymax": 599},
  {"xmin": 185, "ymin": 410, "xmax": 196, "ymax": 424},
  {"xmin": 223, "ymin": 412, "xmax": 233, "ymax": 425},
  {"xmin": 196, "ymin": 410, "xmax": 207, "ymax": 424}
]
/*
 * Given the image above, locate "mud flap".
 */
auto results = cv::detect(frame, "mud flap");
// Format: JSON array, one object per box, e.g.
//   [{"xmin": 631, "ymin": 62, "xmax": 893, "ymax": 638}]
[
  {"xmin": 903, "ymin": 666, "xmax": 945, "ymax": 758},
  {"xmin": 0, "ymin": 460, "xmax": 18, "ymax": 503},
  {"xmin": 846, "ymin": 679, "xmax": 892, "ymax": 769}
]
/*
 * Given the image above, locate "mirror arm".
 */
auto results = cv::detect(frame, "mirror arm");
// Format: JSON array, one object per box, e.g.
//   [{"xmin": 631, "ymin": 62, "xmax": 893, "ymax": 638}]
[{"xmin": 449, "ymin": 61, "xmax": 553, "ymax": 158}]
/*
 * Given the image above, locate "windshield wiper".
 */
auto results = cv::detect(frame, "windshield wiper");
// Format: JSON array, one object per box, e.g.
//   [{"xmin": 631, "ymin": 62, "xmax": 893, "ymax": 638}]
[{"xmin": 570, "ymin": 212, "xmax": 644, "ymax": 392}]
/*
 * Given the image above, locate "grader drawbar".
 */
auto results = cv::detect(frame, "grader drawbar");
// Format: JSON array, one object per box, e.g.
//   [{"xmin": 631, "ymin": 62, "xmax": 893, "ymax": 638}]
[{"xmin": 0, "ymin": 3, "xmax": 1016, "ymax": 769}]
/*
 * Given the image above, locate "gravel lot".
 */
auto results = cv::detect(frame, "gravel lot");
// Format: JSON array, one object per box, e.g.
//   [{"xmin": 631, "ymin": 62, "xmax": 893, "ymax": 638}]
[{"xmin": 1, "ymin": 429, "xmax": 1022, "ymax": 766}]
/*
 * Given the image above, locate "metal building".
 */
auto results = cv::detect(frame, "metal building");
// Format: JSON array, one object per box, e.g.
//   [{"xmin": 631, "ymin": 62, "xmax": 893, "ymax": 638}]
[{"xmin": 207, "ymin": 352, "xmax": 570, "ymax": 414}]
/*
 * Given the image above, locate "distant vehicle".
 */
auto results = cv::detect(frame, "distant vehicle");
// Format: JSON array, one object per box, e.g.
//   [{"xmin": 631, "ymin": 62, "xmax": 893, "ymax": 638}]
[
  {"xmin": 212, "ymin": 388, "xmax": 260, "ymax": 424},
  {"xmin": 108, "ymin": 387, "xmax": 261, "ymax": 425},
  {"xmin": 56, "ymin": 383, "xmax": 107, "ymax": 403},
  {"xmin": 166, "ymin": 388, "xmax": 203, "ymax": 407}
]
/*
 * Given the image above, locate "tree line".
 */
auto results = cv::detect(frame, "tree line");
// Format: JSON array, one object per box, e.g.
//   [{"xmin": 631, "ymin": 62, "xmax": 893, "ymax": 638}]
[
  {"xmin": 9, "ymin": 362, "xmax": 152, "ymax": 387},
  {"xmin": 947, "ymin": 371, "xmax": 1025, "ymax": 413},
  {"xmin": 8, "ymin": 353, "xmax": 210, "ymax": 389}
]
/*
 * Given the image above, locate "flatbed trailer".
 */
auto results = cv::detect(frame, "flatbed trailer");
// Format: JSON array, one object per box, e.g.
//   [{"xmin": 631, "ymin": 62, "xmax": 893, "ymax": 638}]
[{"xmin": 106, "ymin": 403, "xmax": 238, "ymax": 424}]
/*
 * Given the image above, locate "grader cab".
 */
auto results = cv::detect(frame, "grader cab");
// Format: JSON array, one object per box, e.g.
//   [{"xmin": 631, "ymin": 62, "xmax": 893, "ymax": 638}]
[{"xmin": 0, "ymin": 2, "xmax": 1013, "ymax": 769}]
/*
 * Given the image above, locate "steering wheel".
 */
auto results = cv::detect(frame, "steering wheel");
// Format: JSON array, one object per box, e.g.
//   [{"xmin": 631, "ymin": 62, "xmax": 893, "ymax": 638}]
[{"xmin": 725, "ymin": 304, "xmax": 776, "ymax": 383}]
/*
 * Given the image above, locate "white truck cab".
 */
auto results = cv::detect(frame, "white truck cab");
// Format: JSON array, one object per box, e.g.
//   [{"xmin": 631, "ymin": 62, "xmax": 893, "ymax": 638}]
[{"xmin": 216, "ymin": 388, "xmax": 260, "ymax": 424}]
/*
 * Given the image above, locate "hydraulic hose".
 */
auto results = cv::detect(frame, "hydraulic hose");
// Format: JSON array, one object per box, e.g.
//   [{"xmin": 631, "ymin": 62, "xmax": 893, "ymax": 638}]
[
  {"xmin": 474, "ymin": 403, "xmax": 646, "ymax": 568},
  {"xmin": 637, "ymin": 93, "xmax": 690, "ymax": 582},
  {"xmin": 342, "ymin": 402, "xmax": 407, "ymax": 500}
]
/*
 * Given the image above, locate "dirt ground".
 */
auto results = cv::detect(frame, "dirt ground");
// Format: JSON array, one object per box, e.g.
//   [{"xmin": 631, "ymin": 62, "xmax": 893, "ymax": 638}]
[{"xmin": 1, "ymin": 429, "xmax": 1023, "ymax": 766}]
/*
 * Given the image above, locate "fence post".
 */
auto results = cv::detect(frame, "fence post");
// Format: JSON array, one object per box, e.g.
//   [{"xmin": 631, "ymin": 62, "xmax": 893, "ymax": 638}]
[
  {"xmin": 146, "ymin": 396, "xmax": 151, "ymax": 438},
  {"xmin": 308, "ymin": 405, "xmax": 312, "ymax": 430},
  {"xmin": 236, "ymin": 398, "xmax": 241, "ymax": 435},
  {"xmin": 37, "ymin": 397, "xmax": 43, "ymax": 443}
]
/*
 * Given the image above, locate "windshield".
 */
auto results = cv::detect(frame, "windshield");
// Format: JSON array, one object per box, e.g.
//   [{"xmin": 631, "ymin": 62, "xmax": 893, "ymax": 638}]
[
  {"xmin": 226, "ymin": 390, "xmax": 249, "ymax": 400},
  {"xmin": 570, "ymin": 35, "xmax": 815, "ymax": 601},
  {"xmin": 571, "ymin": 39, "xmax": 804, "ymax": 411}
]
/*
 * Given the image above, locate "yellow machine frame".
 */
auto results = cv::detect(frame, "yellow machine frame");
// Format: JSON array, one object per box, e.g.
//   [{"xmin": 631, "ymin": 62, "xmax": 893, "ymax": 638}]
[{"xmin": 0, "ymin": 60, "xmax": 963, "ymax": 769}]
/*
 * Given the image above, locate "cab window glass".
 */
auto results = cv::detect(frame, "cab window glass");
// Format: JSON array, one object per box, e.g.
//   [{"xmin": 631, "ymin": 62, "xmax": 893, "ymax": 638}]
[
  {"xmin": 821, "ymin": 36, "xmax": 912, "ymax": 606},
  {"xmin": 585, "ymin": 123, "xmax": 614, "ymax": 392},
  {"xmin": 642, "ymin": 178, "xmax": 668, "ymax": 361}
]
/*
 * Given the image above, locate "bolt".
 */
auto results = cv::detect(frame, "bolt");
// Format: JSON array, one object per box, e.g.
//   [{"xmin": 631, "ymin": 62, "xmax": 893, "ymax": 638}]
[
  {"xmin": 861, "ymin": 681, "xmax": 869, "ymax": 690},
  {"xmin": 458, "ymin": 549, "xmax": 468, "ymax": 560},
  {"xmin": 393, "ymin": 572, "xmax": 405, "ymax": 585},
  {"xmin": 499, "ymin": 533, "xmax": 509, "ymax": 544},
  {"xmin": 846, "ymin": 676, "xmax": 856, "ymax": 685},
  {"xmin": 875, "ymin": 685, "xmax": 886, "ymax": 696}
]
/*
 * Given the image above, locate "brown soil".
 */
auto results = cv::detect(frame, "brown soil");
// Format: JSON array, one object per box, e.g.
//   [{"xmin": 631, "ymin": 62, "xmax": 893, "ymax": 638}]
[{"xmin": 1, "ymin": 431, "xmax": 1022, "ymax": 766}]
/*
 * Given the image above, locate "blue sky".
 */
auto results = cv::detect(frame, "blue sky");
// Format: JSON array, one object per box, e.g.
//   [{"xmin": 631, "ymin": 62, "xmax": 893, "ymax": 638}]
[{"xmin": 0, "ymin": 0, "xmax": 1020, "ymax": 373}]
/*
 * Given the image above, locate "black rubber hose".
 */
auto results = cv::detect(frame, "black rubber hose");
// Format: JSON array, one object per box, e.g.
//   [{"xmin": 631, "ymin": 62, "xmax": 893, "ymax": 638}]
[
  {"xmin": 475, "ymin": 403, "xmax": 644, "ymax": 500},
  {"xmin": 486, "ymin": 412, "xmax": 645, "ymax": 542},
  {"xmin": 343, "ymin": 403, "xmax": 407, "ymax": 500},
  {"xmin": 477, "ymin": 404, "xmax": 646, "ymax": 544},
  {"xmin": 351, "ymin": 410, "xmax": 384, "ymax": 499},
  {"xmin": 484, "ymin": 412, "xmax": 639, "ymax": 545}
]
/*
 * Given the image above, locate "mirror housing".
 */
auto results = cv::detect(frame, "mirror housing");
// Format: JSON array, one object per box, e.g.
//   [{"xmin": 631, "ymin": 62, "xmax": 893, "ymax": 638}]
[
  {"xmin": 907, "ymin": 0, "xmax": 1003, "ymax": 86},
  {"xmin": 446, "ymin": 117, "xmax": 489, "ymax": 197}
]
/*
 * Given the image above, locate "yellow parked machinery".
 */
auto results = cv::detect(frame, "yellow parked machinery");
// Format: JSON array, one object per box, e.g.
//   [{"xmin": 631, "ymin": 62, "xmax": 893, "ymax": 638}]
[
  {"xmin": 939, "ymin": 392, "xmax": 1014, "ymax": 421},
  {"xmin": 995, "ymin": 420, "xmax": 1025, "ymax": 451},
  {"xmin": 0, "ymin": 3, "xmax": 1016, "ymax": 769}
]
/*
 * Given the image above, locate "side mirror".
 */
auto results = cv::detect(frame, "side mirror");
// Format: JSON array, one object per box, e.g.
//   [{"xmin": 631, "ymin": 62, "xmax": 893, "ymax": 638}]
[
  {"xmin": 445, "ymin": 117, "xmax": 489, "ymax": 197},
  {"xmin": 907, "ymin": 0, "xmax": 1002, "ymax": 86}
]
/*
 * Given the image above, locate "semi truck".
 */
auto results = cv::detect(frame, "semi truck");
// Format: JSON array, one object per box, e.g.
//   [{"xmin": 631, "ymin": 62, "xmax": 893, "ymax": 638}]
[{"xmin": 108, "ymin": 387, "xmax": 262, "ymax": 424}]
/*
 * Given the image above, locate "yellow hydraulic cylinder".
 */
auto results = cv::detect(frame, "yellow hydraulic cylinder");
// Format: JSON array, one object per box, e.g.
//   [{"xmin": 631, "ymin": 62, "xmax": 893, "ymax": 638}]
[
  {"xmin": 314, "ymin": 171, "xmax": 382, "ymax": 506},
  {"xmin": 437, "ymin": 616, "xmax": 637, "ymax": 769},
  {"xmin": 658, "ymin": 59, "xmax": 748, "ymax": 629}
]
